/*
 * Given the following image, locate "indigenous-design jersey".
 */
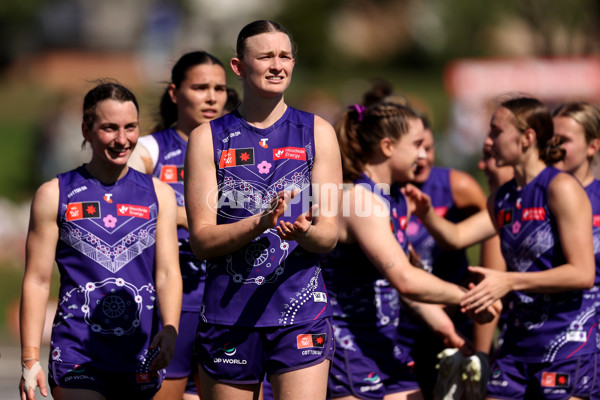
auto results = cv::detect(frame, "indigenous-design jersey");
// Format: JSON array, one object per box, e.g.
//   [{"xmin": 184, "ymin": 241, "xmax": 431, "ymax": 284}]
[
  {"xmin": 52, "ymin": 166, "xmax": 160, "ymax": 372},
  {"xmin": 322, "ymin": 174, "xmax": 409, "ymax": 331},
  {"xmin": 584, "ymin": 179, "xmax": 600, "ymax": 322},
  {"xmin": 494, "ymin": 167, "xmax": 597, "ymax": 362},
  {"xmin": 406, "ymin": 167, "xmax": 469, "ymax": 282},
  {"xmin": 400, "ymin": 167, "xmax": 472, "ymax": 344},
  {"xmin": 141, "ymin": 128, "xmax": 205, "ymax": 311},
  {"xmin": 204, "ymin": 107, "xmax": 329, "ymax": 327}
]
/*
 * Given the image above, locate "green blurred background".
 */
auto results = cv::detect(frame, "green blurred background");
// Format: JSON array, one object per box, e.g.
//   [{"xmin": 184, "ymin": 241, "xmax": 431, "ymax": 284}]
[{"xmin": 1, "ymin": 0, "xmax": 599, "ymax": 355}]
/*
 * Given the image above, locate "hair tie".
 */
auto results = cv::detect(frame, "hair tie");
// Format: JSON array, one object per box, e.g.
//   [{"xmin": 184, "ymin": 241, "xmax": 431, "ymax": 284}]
[{"xmin": 349, "ymin": 104, "xmax": 366, "ymax": 122}]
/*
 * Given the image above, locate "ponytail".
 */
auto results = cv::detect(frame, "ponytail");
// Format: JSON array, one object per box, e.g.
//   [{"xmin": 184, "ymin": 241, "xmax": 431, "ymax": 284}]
[
  {"xmin": 336, "ymin": 105, "xmax": 366, "ymax": 181},
  {"xmin": 335, "ymin": 101, "xmax": 420, "ymax": 181}
]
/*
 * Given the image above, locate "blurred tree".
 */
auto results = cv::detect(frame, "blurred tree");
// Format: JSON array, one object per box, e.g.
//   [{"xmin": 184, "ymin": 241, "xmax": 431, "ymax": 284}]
[
  {"xmin": 276, "ymin": 0, "xmax": 342, "ymax": 71},
  {"xmin": 0, "ymin": 0, "xmax": 44, "ymax": 69},
  {"xmin": 436, "ymin": 0, "xmax": 600, "ymax": 57},
  {"xmin": 509, "ymin": 0, "xmax": 600, "ymax": 55}
]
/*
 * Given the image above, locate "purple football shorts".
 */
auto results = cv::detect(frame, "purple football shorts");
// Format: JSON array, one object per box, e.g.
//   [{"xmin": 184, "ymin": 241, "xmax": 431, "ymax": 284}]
[
  {"xmin": 328, "ymin": 323, "xmax": 419, "ymax": 400},
  {"xmin": 164, "ymin": 309, "xmax": 200, "ymax": 379},
  {"xmin": 195, "ymin": 317, "xmax": 334, "ymax": 384},
  {"xmin": 49, "ymin": 360, "xmax": 164, "ymax": 399},
  {"xmin": 487, "ymin": 353, "xmax": 598, "ymax": 400}
]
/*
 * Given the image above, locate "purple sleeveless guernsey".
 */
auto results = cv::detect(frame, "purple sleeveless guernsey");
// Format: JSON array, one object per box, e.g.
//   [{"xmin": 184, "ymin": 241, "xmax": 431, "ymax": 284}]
[
  {"xmin": 321, "ymin": 174, "xmax": 409, "ymax": 331},
  {"xmin": 494, "ymin": 167, "xmax": 597, "ymax": 362},
  {"xmin": 146, "ymin": 128, "xmax": 205, "ymax": 311},
  {"xmin": 400, "ymin": 167, "xmax": 472, "ymax": 344},
  {"xmin": 406, "ymin": 167, "xmax": 469, "ymax": 282},
  {"xmin": 205, "ymin": 107, "xmax": 329, "ymax": 327},
  {"xmin": 52, "ymin": 166, "xmax": 160, "ymax": 372},
  {"xmin": 584, "ymin": 179, "xmax": 600, "ymax": 322}
]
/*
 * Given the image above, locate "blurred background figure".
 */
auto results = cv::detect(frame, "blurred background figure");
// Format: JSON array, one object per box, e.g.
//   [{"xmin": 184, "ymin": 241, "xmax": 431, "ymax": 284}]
[{"xmin": 402, "ymin": 113, "xmax": 500, "ymax": 400}]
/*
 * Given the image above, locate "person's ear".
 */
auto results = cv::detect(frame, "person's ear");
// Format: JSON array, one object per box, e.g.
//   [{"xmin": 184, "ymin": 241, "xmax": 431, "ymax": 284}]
[
  {"xmin": 587, "ymin": 138, "xmax": 600, "ymax": 159},
  {"xmin": 521, "ymin": 128, "xmax": 536, "ymax": 149},
  {"xmin": 167, "ymin": 83, "xmax": 177, "ymax": 104},
  {"xmin": 82, "ymin": 122, "xmax": 92, "ymax": 144},
  {"xmin": 380, "ymin": 137, "xmax": 394, "ymax": 158},
  {"xmin": 230, "ymin": 58, "xmax": 244, "ymax": 78}
]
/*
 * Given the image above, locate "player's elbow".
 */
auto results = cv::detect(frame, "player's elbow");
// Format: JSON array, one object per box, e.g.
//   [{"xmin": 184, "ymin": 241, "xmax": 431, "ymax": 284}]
[{"xmin": 580, "ymin": 268, "xmax": 595, "ymax": 290}]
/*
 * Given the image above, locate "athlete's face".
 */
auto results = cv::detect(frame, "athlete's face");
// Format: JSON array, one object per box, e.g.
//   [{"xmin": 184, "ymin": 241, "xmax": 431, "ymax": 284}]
[
  {"xmin": 412, "ymin": 128, "xmax": 434, "ymax": 184},
  {"xmin": 83, "ymin": 99, "xmax": 139, "ymax": 167},
  {"xmin": 552, "ymin": 116, "xmax": 594, "ymax": 175},
  {"xmin": 477, "ymin": 142, "xmax": 514, "ymax": 191},
  {"xmin": 487, "ymin": 106, "xmax": 522, "ymax": 168},
  {"xmin": 391, "ymin": 118, "xmax": 426, "ymax": 183},
  {"xmin": 170, "ymin": 63, "xmax": 227, "ymax": 132},
  {"xmin": 233, "ymin": 32, "xmax": 295, "ymax": 98}
]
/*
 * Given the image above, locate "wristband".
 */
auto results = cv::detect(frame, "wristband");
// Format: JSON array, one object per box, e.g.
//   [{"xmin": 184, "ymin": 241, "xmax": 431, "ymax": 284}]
[{"xmin": 22, "ymin": 361, "xmax": 42, "ymax": 392}]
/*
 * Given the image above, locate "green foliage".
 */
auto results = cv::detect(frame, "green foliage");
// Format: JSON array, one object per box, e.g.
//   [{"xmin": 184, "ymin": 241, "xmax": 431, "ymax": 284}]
[
  {"xmin": 0, "ymin": 83, "xmax": 57, "ymax": 200},
  {"xmin": 276, "ymin": 0, "xmax": 345, "ymax": 71},
  {"xmin": 0, "ymin": 120, "xmax": 37, "ymax": 200},
  {"xmin": 0, "ymin": 262, "xmax": 60, "ymax": 339},
  {"xmin": 0, "ymin": 0, "xmax": 44, "ymax": 22},
  {"xmin": 0, "ymin": 264, "xmax": 23, "ymax": 335}
]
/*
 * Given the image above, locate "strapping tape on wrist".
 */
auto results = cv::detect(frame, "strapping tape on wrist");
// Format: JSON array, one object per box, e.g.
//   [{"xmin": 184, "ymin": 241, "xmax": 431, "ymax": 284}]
[{"xmin": 22, "ymin": 361, "xmax": 42, "ymax": 391}]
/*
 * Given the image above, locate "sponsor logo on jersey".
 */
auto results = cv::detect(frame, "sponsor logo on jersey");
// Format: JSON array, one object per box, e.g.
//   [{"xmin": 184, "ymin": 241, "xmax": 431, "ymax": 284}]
[
  {"xmin": 522, "ymin": 207, "xmax": 545, "ymax": 221},
  {"xmin": 273, "ymin": 147, "xmax": 306, "ymax": 161},
  {"xmin": 219, "ymin": 148, "xmax": 255, "ymax": 168},
  {"xmin": 66, "ymin": 202, "xmax": 100, "ymax": 221},
  {"xmin": 497, "ymin": 208, "xmax": 513, "ymax": 227},
  {"xmin": 213, "ymin": 343, "xmax": 248, "ymax": 364},
  {"xmin": 360, "ymin": 383, "xmax": 383, "ymax": 392},
  {"xmin": 160, "ymin": 165, "xmax": 184, "ymax": 183},
  {"xmin": 117, "ymin": 204, "xmax": 150, "ymax": 219},
  {"xmin": 363, "ymin": 372, "xmax": 381, "ymax": 384},
  {"xmin": 67, "ymin": 185, "xmax": 88, "ymax": 198},
  {"xmin": 296, "ymin": 333, "xmax": 326, "ymax": 349},
  {"xmin": 222, "ymin": 131, "xmax": 241, "ymax": 143},
  {"xmin": 541, "ymin": 371, "xmax": 569, "ymax": 388},
  {"xmin": 136, "ymin": 371, "xmax": 159, "ymax": 383},
  {"xmin": 219, "ymin": 343, "xmax": 237, "ymax": 356},
  {"xmin": 164, "ymin": 149, "xmax": 182, "ymax": 160},
  {"xmin": 259, "ymin": 138, "xmax": 269, "ymax": 148},
  {"xmin": 593, "ymin": 215, "xmax": 600, "ymax": 227}
]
